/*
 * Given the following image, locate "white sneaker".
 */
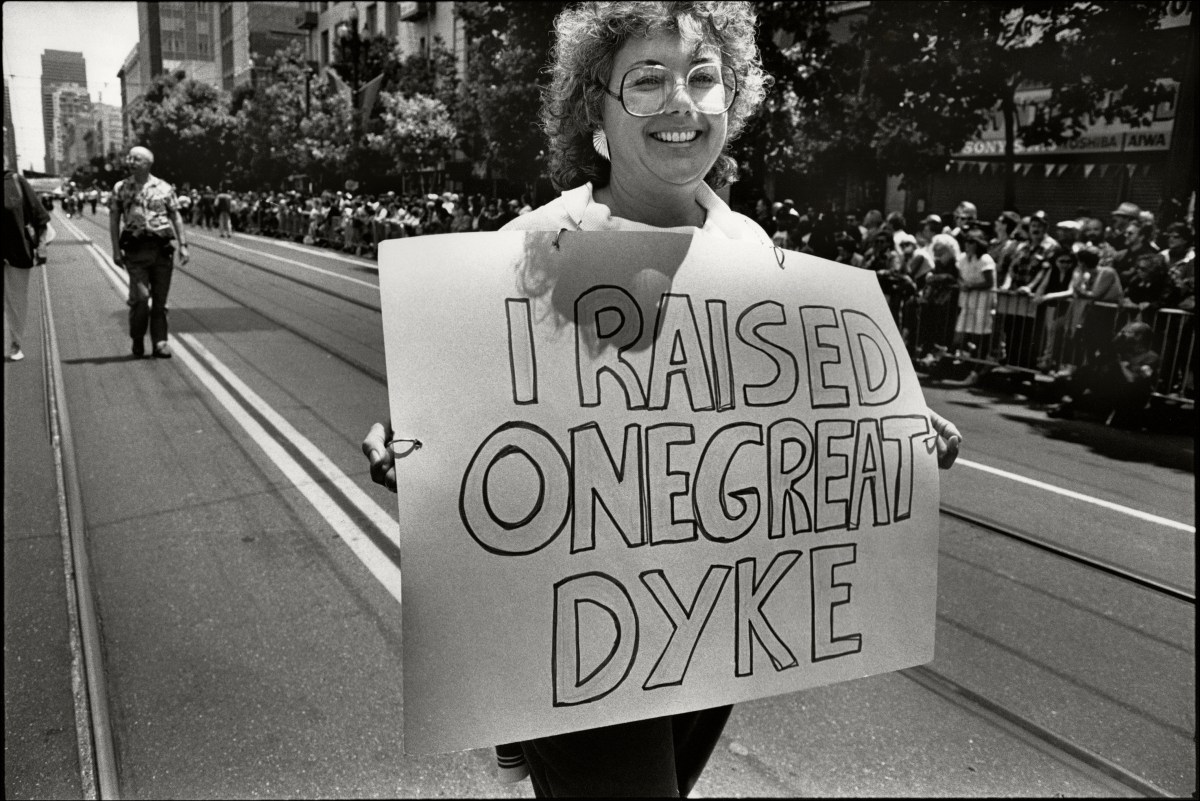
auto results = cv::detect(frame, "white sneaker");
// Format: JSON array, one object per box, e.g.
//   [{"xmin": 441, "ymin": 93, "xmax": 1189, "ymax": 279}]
[{"xmin": 7, "ymin": 345, "xmax": 25, "ymax": 362}]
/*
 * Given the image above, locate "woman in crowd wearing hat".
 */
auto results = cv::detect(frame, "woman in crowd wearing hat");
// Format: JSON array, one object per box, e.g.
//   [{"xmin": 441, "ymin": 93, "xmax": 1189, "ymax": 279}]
[
  {"xmin": 954, "ymin": 230, "xmax": 997, "ymax": 361},
  {"xmin": 362, "ymin": 2, "xmax": 962, "ymax": 795}
]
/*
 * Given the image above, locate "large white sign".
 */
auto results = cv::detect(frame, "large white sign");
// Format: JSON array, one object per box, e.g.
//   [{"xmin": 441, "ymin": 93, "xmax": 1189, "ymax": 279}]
[{"xmin": 378, "ymin": 232, "xmax": 941, "ymax": 755}]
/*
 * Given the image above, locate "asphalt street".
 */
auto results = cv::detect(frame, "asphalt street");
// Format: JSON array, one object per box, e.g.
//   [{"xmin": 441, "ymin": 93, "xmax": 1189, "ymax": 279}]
[{"xmin": 5, "ymin": 209, "xmax": 1193, "ymax": 798}]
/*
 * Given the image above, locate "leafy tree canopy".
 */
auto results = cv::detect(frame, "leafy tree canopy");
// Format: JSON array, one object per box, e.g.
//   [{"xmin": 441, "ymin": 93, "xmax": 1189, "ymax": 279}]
[{"xmin": 125, "ymin": 69, "xmax": 237, "ymax": 188}]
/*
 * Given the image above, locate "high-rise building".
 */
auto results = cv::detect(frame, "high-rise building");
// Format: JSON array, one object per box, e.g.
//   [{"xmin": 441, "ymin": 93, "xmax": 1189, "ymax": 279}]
[
  {"xmin": 41, "ymin": 50, "xmax": 89, "ymax": 175},
  {"xmin": 91, "ymin": 102, "xmax": 126, "ymax": 161},
  {"xmin": 50, "ymin": 84, "xmax": 93, "ymax": 176},
  {"xmin": 217, "ymin": 2, "xmax": 307, "ymax": 91},
  {"xmin": 120, "ymin": 1, "xmax": 306, "ymax": 115}
]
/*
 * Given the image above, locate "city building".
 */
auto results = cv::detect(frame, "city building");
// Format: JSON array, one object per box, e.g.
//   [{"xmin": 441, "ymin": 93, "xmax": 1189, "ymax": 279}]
[
  {"xmin": 48, "ymin": 83, "xmax": 92, "ymax": 177},
  {"xmin": 298, "ymin": 1, "xmax": 465, "ymax": 82},
  {"xmin": 118, "ymin": 1, "xmax": 306, "ymax": 134},
  {"xmin": 218, "ymin": 2, "xmax": 308, "ymax": 91},
  {"xmin": 41, "ymin": 50, "xmax": 88, "ymax": 175},
  {"xmin": 89, "ymin": 102, "xmax": 126, "ymax": 162}
]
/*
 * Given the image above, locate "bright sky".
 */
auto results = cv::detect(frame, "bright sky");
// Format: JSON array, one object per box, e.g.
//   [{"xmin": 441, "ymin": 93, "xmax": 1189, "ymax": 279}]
[{"xmin": 3, "ymin": 1, "xmax": 139, "ymax": 173}]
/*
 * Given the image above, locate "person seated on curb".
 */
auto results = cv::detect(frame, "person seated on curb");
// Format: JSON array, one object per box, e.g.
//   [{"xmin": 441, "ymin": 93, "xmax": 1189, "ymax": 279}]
[{"xmin": 1046, "ymin": 321, "xmax": 1159, "ymax": 428}]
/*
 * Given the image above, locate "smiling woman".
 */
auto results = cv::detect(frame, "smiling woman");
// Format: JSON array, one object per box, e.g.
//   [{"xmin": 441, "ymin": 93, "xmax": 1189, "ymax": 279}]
[
  {"xmin": 361, "ymin": 2, "xmax": 962, "ymax": 796},
  {"xmin": 533, "ymin": 0, "xmax": 768, "ymax": 231}
]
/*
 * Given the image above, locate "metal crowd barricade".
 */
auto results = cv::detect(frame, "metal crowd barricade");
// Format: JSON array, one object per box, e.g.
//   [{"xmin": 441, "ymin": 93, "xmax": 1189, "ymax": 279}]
[{"xmin": 904, "ymin": 289, "xmax": 1194, "ymax": 406}]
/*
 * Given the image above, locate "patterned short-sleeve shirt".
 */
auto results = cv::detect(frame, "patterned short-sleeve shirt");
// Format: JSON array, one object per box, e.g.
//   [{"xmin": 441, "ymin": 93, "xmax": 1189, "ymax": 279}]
[{"xmin": 113, "ymin": 174, "xmax": 179, "ymax": 238}]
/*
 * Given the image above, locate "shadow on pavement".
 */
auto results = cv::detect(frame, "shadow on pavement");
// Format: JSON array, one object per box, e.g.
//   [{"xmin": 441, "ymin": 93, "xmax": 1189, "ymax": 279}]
[
  {"xmin": 170, "ymin": 307, "xmax": 280, "ymax": 335},
  {"xmin": 926, "ymin": 370, "xmax": 1194, "ymax": 474},
  {"xmin": 998, "ymin": 411, "xmax": 1194, "ymax": 473},
  {"xmin": 60, "ymin": 354, "xmax": 145, "ymax": 366}
]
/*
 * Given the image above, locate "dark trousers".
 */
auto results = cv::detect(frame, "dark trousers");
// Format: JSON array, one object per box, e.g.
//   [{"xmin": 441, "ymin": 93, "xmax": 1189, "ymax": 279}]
[
  {"xmin": 520, "ymin": 705, "xmax": 732, "ymax": 797},
  {"xmin": 124, "ymin": 240, "xmax": 175, "ymax": 345}
]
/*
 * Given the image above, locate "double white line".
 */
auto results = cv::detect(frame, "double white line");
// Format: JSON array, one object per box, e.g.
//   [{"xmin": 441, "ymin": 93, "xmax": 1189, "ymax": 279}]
[{"xmin": 56, "ymin": 215, "xmax": 404, "ymax": 603}]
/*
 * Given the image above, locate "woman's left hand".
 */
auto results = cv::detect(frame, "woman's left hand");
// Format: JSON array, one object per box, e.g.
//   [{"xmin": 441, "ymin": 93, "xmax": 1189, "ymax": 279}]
[{"xmin": 928, "ymin": 408, "xmax": 961, "ymax": 470}]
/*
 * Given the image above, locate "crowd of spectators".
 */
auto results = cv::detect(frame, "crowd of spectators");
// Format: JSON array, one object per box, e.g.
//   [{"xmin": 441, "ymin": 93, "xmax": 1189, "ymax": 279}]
[
  {"xmin": 749, "ymin": 195, "xmax": 1194, "ymax": 423},
  {"xmin": 177, "ymin": 185, "xmax": 535, "ymax": 258},
  {"xmin": 178, "ymin": 183, "xmax": 1193, "ymax": 423}
]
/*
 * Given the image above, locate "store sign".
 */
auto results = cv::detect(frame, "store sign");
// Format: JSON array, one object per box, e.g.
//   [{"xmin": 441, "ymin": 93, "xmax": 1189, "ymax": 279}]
[{"xmin": 958, "ymin": 83, "xmax": 1178, "ymax": 157}]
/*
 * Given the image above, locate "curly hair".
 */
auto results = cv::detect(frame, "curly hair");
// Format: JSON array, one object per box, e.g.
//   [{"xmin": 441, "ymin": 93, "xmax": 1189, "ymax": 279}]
[{"xmin": 541, "ymin": 1, "xmax": 770, "ymax": 192}]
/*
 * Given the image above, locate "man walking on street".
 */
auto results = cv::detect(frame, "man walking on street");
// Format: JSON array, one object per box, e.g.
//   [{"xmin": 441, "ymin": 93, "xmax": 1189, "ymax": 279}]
[{"xmin": 109, "ymin": 146, "xmax": 189, "ymax": 359}]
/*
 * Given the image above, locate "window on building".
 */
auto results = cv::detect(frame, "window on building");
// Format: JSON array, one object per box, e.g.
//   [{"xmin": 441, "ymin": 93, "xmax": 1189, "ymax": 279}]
[
  {"xmin": 366, "ymin": 3, "xmax": 377, "ymax": 33},
  {"xmin": 321, "ymin": 29, "xmax": 330, "ymax": 67}
]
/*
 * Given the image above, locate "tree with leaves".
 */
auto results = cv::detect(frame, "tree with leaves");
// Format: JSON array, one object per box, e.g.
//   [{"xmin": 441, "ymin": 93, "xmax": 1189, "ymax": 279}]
[
  {"xmin": 125, "ymin": 70, "xmax": 237, "ymax": 189},
  {"xmin": 365, "ymin": 93, "xmax": 458, "ymax": 193},
  {"xmin": 231, "ymin": 41, "xmax": 354, "ymax": 191},
  {"xmin": 840, "ymin": 1, "xmax": 1182, "ymax": 208},
  {"xmin": 455, "ymin": 2, "xmax": 560, "ymax": 198},
  {"xmin": 729, "ymin": 2, "xmax": 837, "ymax": 203}
]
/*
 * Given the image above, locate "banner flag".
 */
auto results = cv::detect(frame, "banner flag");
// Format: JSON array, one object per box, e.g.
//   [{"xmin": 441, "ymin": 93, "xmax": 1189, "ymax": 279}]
[
  {"xmin": 378, "ymin": 232, "xmax": 942, "ymax": 755},
  {"xmin": 360, "ymin": 72, "xmax": 385, "ymax": 127},
  {"xmin": 325, "ymin": 66, "xmax": 352, "ymax": 107}
]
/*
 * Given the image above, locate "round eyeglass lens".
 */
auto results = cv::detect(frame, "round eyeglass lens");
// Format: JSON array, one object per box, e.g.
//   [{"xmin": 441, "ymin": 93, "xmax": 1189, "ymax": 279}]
[{"xmin": 619, "ymin": 64, "xmax": 736, "ymax": 116}]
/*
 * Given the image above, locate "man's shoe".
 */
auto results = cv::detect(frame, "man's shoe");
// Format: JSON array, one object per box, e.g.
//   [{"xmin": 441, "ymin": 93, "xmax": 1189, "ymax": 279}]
[
  {"xmin": 153, "ymin": 341, "xmax": 172, "ymax": 359},
  {"xmin": 7, "ymin": 344, "xmax": 25, "ymax": 361},
  {"xmin": 132, "ymin": 339, "xmax": 145, "ymax": 358}
]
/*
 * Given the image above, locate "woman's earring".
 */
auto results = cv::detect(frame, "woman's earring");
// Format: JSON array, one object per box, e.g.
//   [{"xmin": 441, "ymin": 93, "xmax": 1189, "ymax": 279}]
[{"xmin": 592, "ymin": 129, "xmax": 610, "ymax": 161}]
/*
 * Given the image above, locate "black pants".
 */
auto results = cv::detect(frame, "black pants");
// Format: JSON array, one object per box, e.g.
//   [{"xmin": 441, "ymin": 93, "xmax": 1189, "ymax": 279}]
[
  {"xmin": 521, "ymin": 705, "xmax": 732, "ymax": 797},
  {"xmin": 124, "ymin": 239, "xmax": 175, "ymax": 345}
]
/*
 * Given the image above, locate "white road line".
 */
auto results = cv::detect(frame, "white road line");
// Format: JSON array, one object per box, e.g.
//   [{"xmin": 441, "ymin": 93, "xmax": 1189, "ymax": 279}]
[
  {"xmin": 170, "ymin": 336, "xmax": 403, "ymax": 601},
  {"xmin": 958, "ymin": 458, "xmax": 1195, "ymax": 533},
  {"xmin": 225, "ymin": 229, "xmax": 377, "ymax": 266},
  {"xmin": 70, "ymin": 219, "xmax": 404, "ymax": 604},
  {"xmin": 196, "ymin": 231, "xmax": 380, "ymax": 287},
  {"xmin": 178, "ymin": 333, "xmax": 398, "ymax": 543}
]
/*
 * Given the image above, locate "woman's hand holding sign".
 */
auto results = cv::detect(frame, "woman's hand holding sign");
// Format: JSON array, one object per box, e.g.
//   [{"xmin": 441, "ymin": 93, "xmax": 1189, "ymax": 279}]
[
  {"xmin": 363, "ymin": 408, "xmax": 961, "ymax": 497},
  {"xmin": 362, "ymin": 421, "xmax": 398, "ymax": 493},
  {"xmin": 929, "ymin": 408, "xmax": 962, "ymax": 469}
]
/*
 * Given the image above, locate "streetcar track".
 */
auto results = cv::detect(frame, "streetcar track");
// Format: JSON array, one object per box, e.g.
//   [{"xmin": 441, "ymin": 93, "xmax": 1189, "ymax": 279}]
[
  {"xmin": 901, "ymin": 665, "xmax": 1171, "ymax": 797},
  {"xmin": 188, "ymin": 238, "xmax": 382, "ymax": 312},
  {"xmin": 933, "ymin": 613, "xmax": 1192, "ymax": 740},
  {"xmin": 937, "ymin": 548, "xmax": 1192, "ymax": 654},
  {"xmin": 53, "ymin": 212, "xmax": 1190, "ymax": 797},
  {"xmin": 68, "ymin": 216, "xmax": 387, "ymax": 386},
  {"xmin": 941, "ymin": 504, "xmax": 1194, "ymax": 604},
  {"xmin": 173, "ymin": 262, "xmax": 389, "ymax": 384}
]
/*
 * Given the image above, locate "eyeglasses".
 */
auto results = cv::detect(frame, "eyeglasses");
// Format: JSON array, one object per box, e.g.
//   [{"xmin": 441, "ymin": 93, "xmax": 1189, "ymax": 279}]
[{"xmin": 603, "ymin": 63, "xmax": 737, "ymax": 117}]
